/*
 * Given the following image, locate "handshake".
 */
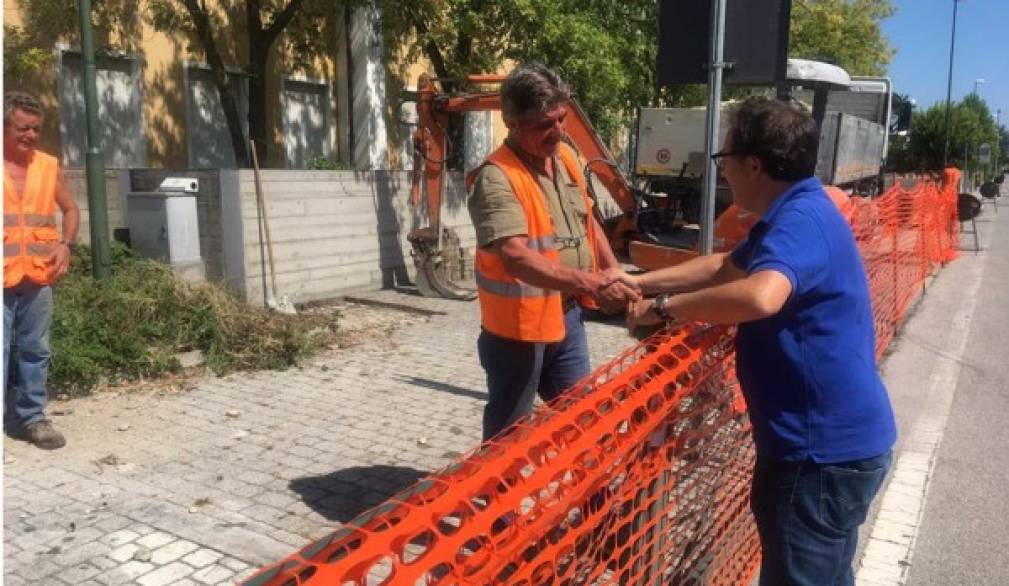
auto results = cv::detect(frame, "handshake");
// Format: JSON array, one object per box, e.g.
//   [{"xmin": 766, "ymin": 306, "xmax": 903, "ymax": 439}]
[
  {"xmin": 586, "ymin": 268, "xmax": 642, "ymax": 313},
  {"xmin": 583, "ymin": 269, "xmax": 671, "ymax": 335}
]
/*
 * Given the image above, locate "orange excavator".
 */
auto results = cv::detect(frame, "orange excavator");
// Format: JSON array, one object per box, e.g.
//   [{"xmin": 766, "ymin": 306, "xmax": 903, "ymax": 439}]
[{"xmin": 402, "ymin": 74, "xmax": 850, "ymax": 299}]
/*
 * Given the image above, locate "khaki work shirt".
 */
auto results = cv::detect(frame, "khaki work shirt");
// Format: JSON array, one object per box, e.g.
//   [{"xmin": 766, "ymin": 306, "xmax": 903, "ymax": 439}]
[{"xmin": 467, "ymin": 156, "xmax": 595, "ymax": 272}]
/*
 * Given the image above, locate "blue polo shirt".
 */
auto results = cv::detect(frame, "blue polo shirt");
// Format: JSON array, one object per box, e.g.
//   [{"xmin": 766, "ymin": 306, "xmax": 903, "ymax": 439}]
[{"xmin": 730, "ymin": 177, "xmax": 896, "ymax": 463}]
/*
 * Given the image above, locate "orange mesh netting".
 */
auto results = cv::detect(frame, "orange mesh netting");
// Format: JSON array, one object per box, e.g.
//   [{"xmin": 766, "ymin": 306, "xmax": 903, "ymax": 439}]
[{"xmin": 243, "ymin": 170, "xmax": 960, "ymax": 586}]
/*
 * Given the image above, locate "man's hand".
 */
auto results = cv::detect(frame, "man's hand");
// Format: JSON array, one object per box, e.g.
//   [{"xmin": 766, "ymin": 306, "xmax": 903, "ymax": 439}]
[
  {"xmin": 49, "ymin": 243, "xmax": 71, "ymax": 279},
  {"xmin": 626, "ymin": 297, "xmax": 664, "ymax": 335},
  {"xmin": 601, "ymin": 267, "xmax": 641, "ymax": 294},
  {"xmin": 588, "ymin": 267, "xmax": 639, "ymax": 312},
  {"xmin": 595, "ymin": 281, "xmax": 641, "ymax": 313}
]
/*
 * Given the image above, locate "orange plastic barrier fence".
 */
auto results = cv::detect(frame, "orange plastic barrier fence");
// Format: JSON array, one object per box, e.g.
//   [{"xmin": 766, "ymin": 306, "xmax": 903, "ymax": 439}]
[{"xmin": 243, "ymin": 171, "xmax": 960, "ymax": 586}]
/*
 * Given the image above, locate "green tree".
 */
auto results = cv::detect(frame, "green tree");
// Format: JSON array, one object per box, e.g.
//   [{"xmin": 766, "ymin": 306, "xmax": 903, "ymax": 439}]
[
  {"xmin": 897, "ymin": 96, "xmax": 1001, "ymax": 174},
  {"xmin": 381, "ymin": 0, "xmax": 696, "ymax": 141},
  {"xmin": 789, "ymin": 0, "xmax": 896, "ymax": 76},
  {"xmin": 384, "ymin": 0, "xmax": 899, "ymax": 142}
]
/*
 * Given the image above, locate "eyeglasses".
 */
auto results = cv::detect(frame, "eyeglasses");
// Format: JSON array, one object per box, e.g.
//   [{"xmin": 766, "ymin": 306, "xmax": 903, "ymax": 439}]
[{"xmin": 711, "ymin": 151, "xmax": 744, "ymax": 170}]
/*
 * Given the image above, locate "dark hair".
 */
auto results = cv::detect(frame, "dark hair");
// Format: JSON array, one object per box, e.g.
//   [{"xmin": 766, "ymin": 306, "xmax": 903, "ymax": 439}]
[
  {"xmin": 4, "ymin": 91, "xmax": 43, "ymax": 125},
  {"xmin": 501, "ymin": 63, "xmax": 571, "ymax": 122},
  {"xmin": 726, "ymin": 97, "xmax": 819, "ymax": 181}
]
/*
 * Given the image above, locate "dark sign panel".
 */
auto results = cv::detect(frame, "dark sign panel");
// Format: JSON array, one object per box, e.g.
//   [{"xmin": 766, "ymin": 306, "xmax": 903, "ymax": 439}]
[{"xmin": 656, "ymin": 0, "xmax": 792, "ymax": 86}]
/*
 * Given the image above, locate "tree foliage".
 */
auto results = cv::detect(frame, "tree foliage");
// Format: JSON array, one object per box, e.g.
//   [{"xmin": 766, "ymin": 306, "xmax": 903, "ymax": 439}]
[
  {"xmin": 384, "ymin": 0, "xmax": 897, "ymax": 141},
  {"xmin": 789, "ymin": 0, "xmax": 896, "ymax": 76},
  {"xmin": 888, "ymin": 95, "xmax": 1002, "ymax": 176},
  {"xmin": 7, "ymin": 0, "xmax": 901, "ymax": 168}
]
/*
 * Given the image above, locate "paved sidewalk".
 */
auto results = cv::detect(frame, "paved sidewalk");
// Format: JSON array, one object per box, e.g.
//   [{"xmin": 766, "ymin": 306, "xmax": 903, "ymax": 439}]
[{"xmin": 3, "ymin": 296, "xmax": 635, "ymax": 585}]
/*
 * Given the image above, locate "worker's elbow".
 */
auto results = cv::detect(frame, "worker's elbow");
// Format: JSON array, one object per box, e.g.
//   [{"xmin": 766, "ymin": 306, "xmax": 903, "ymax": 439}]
[
  {"xmin": 750, "ymin": 289, "xmax": 786, "ymax": 320},
  {"xmin": 498, "ymin": 247, "xmax": 530, "ymax": 277}
]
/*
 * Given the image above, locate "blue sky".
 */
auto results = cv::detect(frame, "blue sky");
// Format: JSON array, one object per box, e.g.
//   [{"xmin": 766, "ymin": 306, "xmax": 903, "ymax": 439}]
[{"xmin": 881, "ymin": 0, "xmax": 1007, "ymax": 126}]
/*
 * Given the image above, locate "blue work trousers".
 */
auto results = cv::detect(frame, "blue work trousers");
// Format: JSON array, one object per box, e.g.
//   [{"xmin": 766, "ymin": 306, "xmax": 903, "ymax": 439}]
[
  {"xmin": 478, "ymin": 306, "xmax": 590, "ymax": 441},
  {"xmin": 4, "ymin": 281, "xmax": 54, "ymax": 429},
  {"xmin": 751, "ymin": 450, "xmax": 893, "ymax": 586}
]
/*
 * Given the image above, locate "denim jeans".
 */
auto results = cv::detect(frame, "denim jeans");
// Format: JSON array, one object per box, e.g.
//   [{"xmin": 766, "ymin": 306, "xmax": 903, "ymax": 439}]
[
  {"xmin": 478, "ymin": 306, "xmax": 590, "ymax": 441},
  {"xmin": 4, "ymin": 281, "xmax": 54, "ymax": 429},
  {"xmin": 751, "ymin": 450, "xmax": 892, "ymax": 586}
]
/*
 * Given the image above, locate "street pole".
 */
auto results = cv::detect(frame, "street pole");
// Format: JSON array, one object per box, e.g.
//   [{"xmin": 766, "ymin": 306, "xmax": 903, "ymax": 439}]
[
  {"xmin": 997, "ymin": 109, "xmax": 1002, "ymax": 177},
  {"xmin": 942, "ymin": 0, "xmax": 960, "ymax": 168},
  {"xmin": 700, "ymin": 0, "xmax": 728, "ymax": 256},
  {"xmin": 77, "ymin": 0, "xmax": 111, "ymax": 279}
]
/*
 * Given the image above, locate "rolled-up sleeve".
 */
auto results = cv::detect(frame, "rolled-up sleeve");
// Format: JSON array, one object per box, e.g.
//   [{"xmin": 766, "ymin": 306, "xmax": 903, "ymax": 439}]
[{"xmin": 467, "ymin": 164, "xmax": 529, "ymax": 248}]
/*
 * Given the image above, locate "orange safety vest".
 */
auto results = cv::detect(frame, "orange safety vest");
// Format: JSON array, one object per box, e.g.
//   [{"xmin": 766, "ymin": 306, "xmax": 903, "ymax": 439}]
[
  {"xmin": 467, "ymin": 143, "xmax": 598, "ymax": 342},
  {"xmin": 3, "ymin": 151, "xmax": 61, "ymax": 288}
]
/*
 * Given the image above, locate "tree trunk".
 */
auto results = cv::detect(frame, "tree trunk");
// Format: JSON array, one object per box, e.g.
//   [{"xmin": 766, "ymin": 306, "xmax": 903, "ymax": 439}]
[
  {"xmin": 183, "ymin": 0, "xmax": 248, "ymax": 166},
  {"xmin": 247, "ymin": 48, "xmax": 269, "ymax": 167},
  {"xmin": 245, "ymin": 0, "xmax": 306, "ymax": 167}
]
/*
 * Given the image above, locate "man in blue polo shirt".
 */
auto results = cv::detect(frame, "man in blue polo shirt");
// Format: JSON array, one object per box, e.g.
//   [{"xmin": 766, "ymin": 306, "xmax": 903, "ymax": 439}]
[{"xmin": 618, "ymin": 97, "xmax": 896, "ymax": 585}]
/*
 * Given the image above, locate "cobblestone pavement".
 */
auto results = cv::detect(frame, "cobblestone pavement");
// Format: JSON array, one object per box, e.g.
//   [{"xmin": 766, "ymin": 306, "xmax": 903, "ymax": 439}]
[{"xmin": 3, "ymin": 292, "xmax": 636, "ymax": 585}]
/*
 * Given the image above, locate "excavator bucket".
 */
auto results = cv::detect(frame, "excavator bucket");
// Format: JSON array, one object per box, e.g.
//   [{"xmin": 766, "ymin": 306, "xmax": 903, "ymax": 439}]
[{"xmin": 407, "ymin": 226, "xmax": 477, "ymax": 301}]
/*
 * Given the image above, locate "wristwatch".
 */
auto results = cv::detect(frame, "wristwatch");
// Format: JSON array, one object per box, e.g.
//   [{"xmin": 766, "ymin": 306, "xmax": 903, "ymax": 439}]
[{"xmin": 653, "ymin": 293, "xmax": 672, "ymax": 321}]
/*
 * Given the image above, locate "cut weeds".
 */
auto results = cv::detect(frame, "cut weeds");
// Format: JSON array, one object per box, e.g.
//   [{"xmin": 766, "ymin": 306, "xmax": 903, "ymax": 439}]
[{"xmin": 49, "ymin": 244, "xmax": 339, "ymax": 395}]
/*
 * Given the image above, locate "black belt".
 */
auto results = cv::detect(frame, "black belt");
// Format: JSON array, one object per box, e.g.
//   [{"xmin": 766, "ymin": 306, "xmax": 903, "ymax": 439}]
[{"xmin": 562, "ymin": 296, "xmax": 579, "ymax": 313}]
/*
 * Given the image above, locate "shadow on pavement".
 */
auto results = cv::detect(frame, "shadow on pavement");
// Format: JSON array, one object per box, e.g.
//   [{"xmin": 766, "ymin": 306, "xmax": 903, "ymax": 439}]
[
  {"xmin": 289, "ymin": 465, "xmax": 427, "ymax": 522},
  {"xmin": 396, "ymin": 376, "xmax": 486, "ymax": 401}
]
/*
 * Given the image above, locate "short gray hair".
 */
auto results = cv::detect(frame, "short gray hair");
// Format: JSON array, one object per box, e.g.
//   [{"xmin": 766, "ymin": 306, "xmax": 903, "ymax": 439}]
[
  {"xmin": 4, "ymin": 91, "xmax": 43, "ymax": 125},
  {"xmin": 501, "ymin": 63, "xmax": 571, "ymax": 122}
]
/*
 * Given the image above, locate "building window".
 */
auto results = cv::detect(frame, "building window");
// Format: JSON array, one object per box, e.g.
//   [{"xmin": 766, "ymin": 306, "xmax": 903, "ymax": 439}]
[
  {"xmin": 282, "ymin": 78, "xmax": 333, "ymax": 169},
  {"xmin": 184, "ymin": 65, "xmax": 250, "ymax": 168},
  {"xmin": 58, "ymin": 50, "xmax": 145, "ymax": 168}
]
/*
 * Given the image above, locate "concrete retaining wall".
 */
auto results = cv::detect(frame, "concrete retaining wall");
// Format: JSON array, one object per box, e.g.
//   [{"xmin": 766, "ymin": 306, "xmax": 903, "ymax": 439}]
[
  {"xmin": 62, "ymin": 168, "xmax": 476, "ymax": 305},
  {"xmin": 224, "ymin": 169, "xmax": 475, "ymax": 305}
]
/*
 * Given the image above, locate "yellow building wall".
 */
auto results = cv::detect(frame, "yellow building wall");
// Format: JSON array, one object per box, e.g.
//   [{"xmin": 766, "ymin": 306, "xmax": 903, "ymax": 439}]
[{"xmin": 4, "ymin": 0, "xmax": 345, "ymax": 169}]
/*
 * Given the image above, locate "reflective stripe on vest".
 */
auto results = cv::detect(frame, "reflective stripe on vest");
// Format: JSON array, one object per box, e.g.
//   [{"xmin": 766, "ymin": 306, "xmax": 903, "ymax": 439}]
[
  {"xmin": 26, "ymin": 243, "xmax": 56, "ymax": 256},
  {"xmin": 25, "ymin": 213, "xmax": 57, "ymax": 227},
  {"xmin": 526, "ymin": 234, "xmax": 556, "ymax": 252},
  {"xmin": 474, "ymin": 268, "xmax": 553, "ymax": 298},
  {"xmin": 4, "ymin": 243, "xmax": 21, "ymax": 257},
  {"xmin": 4, "ymin": 214, "xmax": 19, "ymax": 226}
]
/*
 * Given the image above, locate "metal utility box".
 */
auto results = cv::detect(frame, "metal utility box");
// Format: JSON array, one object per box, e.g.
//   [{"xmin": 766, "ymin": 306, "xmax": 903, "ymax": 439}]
[
  {"xmin": 635, "ymin": 108, "xmax": 729, "ymax": 178},
  {"xmin": 126, "ymin": 177, "xmax": 206, "ymax": 281}
]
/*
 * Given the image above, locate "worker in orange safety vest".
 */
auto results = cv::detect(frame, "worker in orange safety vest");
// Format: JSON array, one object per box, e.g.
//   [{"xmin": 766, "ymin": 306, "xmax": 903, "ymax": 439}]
[
  {"xmin": 4, "ymin": 91, "xmax": 80, "ymax": 450},
  {"xmin": 466, "ymin": 64, "xmax": 640, "ymax": 440}
]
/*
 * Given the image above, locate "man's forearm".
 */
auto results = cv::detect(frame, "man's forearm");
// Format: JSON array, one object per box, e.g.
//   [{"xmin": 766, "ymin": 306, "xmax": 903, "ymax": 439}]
[
  {"xmin": 663, "ymin": 278, "xmax": 772, "ymax": 324},
  {"xmin": 500, "ymin": 245, "xmax": 598, "ymax": 295},
  {"xmin": 61, "ymin": 209, "xmax": 80, "ymax": 244},
  {"xmin": 637, "ymin": 252, "xmax": 733, "ymax": 295}
]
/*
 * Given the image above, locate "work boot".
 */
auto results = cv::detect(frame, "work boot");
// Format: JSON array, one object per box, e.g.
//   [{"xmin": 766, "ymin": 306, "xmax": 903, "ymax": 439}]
[{"xmin": 21, "ymin": 419, "xmax": 66, "ymax": 450}]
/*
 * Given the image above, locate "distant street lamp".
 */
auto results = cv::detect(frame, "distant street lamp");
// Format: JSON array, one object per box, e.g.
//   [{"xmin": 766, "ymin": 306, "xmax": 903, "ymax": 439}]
[{"xmin": 943, "ymin": 0, "xmax": 963, "ymax": 167}]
